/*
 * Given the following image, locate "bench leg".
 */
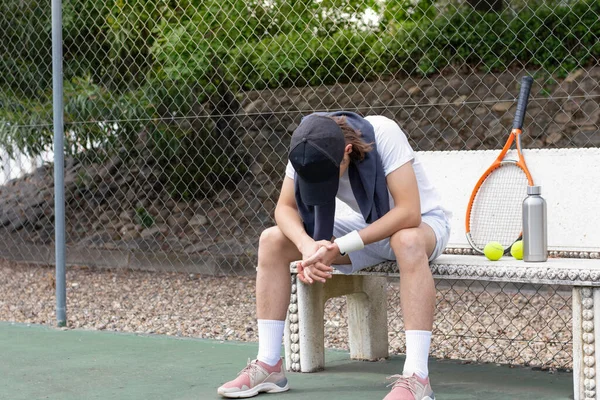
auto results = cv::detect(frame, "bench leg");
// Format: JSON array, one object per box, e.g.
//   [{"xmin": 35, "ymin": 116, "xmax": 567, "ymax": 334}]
[
  {"xmin": 286, "ymin": 273, "xmax": 326, "ymax": 372},
  {"xmin": 347, "ymin": 276, "xmax": 389, "ymax": 361},
  {"xmin": 573, "ymin": 287, "xmax": 600, "ymax": 400},
  {"xmin": 284, "ymin": 274, "xmax": 300, "ymax": 372},
  {"xmin": 285, "ymin": 273, "xmax": 389, "ymax": 373}
]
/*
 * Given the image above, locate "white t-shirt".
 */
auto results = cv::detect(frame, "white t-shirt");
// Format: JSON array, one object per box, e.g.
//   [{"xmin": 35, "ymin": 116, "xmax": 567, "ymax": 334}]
[{"xmin": 285, "ymin": 115, "xmax": 450, "ymax": 219}]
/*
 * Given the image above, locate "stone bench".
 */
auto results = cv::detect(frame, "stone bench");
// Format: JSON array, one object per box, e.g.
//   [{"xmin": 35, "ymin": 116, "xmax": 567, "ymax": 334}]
[{"xmin": 284, "ymin": 148, "xmax": 600, "ymax": 400}]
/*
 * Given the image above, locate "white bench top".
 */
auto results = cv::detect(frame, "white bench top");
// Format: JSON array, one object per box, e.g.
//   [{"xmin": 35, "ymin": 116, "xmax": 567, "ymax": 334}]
[
  {"xmin": 359, "ymin": 255, "xmax": 600, "ymax": 286},
  {"xmin": 291, "ymin": 255, "xmax": 600, "ymax": 286}
]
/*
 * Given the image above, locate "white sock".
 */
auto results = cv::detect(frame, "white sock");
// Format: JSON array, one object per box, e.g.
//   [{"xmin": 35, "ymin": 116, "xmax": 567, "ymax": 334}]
[
  {"xmin": 403, "ymin": 330, "xmax": 432, "ymax": 379},
  {"xmin": 257, "ymin": 319, "xmax": 285, "ymax": 366}
]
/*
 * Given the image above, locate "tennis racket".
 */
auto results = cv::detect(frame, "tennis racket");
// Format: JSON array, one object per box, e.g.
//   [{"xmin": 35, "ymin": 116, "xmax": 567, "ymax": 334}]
[{"xmin": 465, "ymin": 76, "xmax": 534, "ymax": 254}]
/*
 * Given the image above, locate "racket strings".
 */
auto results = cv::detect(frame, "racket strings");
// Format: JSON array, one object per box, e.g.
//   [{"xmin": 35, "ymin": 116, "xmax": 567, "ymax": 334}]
[{"xmin": 469, "ymin": 163, "xmax": 529, "ymax": 250}]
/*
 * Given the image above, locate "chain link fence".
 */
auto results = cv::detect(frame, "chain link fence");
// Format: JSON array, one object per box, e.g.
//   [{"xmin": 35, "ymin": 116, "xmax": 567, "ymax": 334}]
[{"xmin": 2, "ymin": 0, "xmax": 599, "ymax": 371}]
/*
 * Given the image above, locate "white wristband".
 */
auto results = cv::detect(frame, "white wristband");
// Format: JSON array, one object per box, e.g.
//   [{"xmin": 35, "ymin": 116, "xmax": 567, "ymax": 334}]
[{"xmin": 334, "ymin": 230, "xmax": 364, "ymax": 256}]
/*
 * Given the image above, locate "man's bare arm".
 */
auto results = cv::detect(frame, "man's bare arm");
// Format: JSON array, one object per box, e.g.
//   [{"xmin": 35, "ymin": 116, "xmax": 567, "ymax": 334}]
[
  {"xmin": 274, "ymin": 177, "xmax": 313, "ymax": 252},
  {"xmin": 357, "ymin": 161, "xmax": 421, "ymax": 245}
]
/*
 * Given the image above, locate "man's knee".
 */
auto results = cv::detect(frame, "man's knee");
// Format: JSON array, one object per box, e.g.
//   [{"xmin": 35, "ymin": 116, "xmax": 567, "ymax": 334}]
[
  {"xmin": 259, "ymin": 226, "xmax": 287, "ymax": 249},
  {"xmin": 258, "ymin": 226, "xmax": 299, "ymax": 269},
  {"xmin": 390, "ymin": 229, "xmax": 428, "ymax": 267}
]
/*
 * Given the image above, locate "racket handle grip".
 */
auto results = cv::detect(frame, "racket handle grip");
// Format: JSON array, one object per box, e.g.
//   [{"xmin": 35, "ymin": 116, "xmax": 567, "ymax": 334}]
[{"xmin": 513, "ymin": 76, "xmax": 534, "ymax": 130}]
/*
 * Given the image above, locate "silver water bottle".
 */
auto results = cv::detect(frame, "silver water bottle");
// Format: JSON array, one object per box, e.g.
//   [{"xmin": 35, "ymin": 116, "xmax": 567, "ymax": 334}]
[{"xmin": 523, "ymin": 185, "xmax": 547, "ymax": 262}]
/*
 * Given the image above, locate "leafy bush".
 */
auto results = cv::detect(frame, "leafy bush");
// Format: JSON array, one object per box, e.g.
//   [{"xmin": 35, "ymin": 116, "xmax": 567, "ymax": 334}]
[
  {"xmin": 413, "ymin": 0, "xmax": 600, "ymax": 76},
  {"xmin": 0, "ymin": 0, "xmax": 52, "ymax": 98},
  {"xmin": 228, "ymin": 0, "xmax": 600, "ymax": 89}
]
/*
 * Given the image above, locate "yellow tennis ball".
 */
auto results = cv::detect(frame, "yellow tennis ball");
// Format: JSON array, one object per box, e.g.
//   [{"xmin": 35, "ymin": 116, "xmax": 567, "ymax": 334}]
[
  {"xmin": 511, "ymin": 240, "xmax": 524, "ymax": 260},
  {"xmin": 484, "ymin": 241, "xmax": 504, "ymax": 261}
]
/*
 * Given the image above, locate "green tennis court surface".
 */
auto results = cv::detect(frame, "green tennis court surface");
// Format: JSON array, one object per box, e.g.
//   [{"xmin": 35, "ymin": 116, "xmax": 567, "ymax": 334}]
[{"xmin": 0, "ymin": 322, "xmax": 572, "ymax": 399}]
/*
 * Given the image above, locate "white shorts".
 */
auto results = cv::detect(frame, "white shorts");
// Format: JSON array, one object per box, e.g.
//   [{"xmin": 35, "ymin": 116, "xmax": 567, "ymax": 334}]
[{"xmin": 332, "ymin": 209, "xmax": 451, "ymax": 274}]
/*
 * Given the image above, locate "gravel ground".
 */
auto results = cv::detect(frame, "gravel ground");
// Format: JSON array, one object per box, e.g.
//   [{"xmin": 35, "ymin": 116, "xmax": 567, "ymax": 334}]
[{"xmin": 0, "ymin": 259, "xmax": 572, "ymax": 370}]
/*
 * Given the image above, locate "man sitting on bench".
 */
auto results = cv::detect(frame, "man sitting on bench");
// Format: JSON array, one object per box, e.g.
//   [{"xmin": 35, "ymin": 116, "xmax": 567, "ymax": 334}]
[{"xmin": 218, "ymin": 111, "xmax": 451, "ymax": 400}]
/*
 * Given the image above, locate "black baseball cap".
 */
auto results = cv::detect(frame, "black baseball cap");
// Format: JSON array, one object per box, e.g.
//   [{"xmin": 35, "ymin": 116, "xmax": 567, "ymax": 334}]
[{"xmin": 289, "ymin": 115, "xmax": 345, "ymax": 206}]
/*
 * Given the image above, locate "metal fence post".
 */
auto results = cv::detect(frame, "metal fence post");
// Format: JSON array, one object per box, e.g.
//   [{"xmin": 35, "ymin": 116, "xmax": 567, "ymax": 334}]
[{"xmin": 52, "ymin": 0, "xmax": 66, "ymax": 327}]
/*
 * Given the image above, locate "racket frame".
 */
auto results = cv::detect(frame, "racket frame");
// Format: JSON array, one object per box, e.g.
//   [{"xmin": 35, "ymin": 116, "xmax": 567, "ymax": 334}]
[
  {"xmin": 465, "ymin": 75, "xmax": 535, "ymax": 254},
  {"xmin": 465, "ymin": 128, "xmax": 534, "ymax": 253}
]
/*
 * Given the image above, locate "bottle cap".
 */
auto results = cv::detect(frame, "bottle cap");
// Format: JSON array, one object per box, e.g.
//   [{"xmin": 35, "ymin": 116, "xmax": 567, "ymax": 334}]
[{"xmin": 527, "ymin": 185, "xmax": 541, "ymax": 195}]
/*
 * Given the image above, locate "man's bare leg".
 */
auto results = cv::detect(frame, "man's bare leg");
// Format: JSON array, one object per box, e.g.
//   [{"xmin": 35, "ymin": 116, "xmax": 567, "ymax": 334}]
[
  {"xmin": 390, "ymin": 223, "xmax": 437, "ymax": 380},
  {"xmin": 391, "ymin": 223, "xmax": 437, "ymax": 329},
  {"xmin": 217, "ymin": 226, "xmax": 298, "ymax": 398},
  {"xmin": 256, "ymin": 226, "xmax": 301, "ymax": 320},
  {"xmin": 253, "ymin": 226, "xmax": 302, "ymax": 369}
]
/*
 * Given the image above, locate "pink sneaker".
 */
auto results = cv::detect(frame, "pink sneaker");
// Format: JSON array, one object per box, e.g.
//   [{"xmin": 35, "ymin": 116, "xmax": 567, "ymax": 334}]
[
  {"xmin": 383, "ymin": 373, "xmax": 435, "ymax": 400},
  {"xmin": 217, "ymin": 359, "xmax": 289, "ymax": 398}
]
